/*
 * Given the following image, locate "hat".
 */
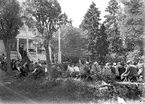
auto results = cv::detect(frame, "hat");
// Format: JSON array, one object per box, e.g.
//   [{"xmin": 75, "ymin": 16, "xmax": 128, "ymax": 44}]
[
  {"xmin": 86, "ymin": 61, "xmax": 89, "ymax": 64},
  {"xmin": 94, "ymin": 61, "xmax": 98, "ymax": 65},
  {"xmin": 106, "ymin": 63, "xmax": 110, "ymax": 66},
  {"xmin": 127, "ymin": 60, "xmax": 131, "ymax": 64},
  {"xmin": 113, "ymin": 63, "xmax": 116, "ymax": 66}
]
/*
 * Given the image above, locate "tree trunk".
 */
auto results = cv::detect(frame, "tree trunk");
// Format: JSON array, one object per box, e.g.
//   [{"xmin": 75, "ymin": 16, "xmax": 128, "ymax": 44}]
[
  {"xmin": 3, "ymin": 39, "xmax": 12, "ymax": 73},
  {"xmin": 44, "ymin": 40, "xmax": 52, "ymax": 80}
]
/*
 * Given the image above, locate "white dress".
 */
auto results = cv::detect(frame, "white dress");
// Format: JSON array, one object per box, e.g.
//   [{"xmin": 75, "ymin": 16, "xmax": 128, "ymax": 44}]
[
  {"xmin": 74, "ymin": 66, "xmax": 80, "ymax": 72},
  {"xmin": 67, "ymin": 65, "xmax": 74, "ymax": 73}
]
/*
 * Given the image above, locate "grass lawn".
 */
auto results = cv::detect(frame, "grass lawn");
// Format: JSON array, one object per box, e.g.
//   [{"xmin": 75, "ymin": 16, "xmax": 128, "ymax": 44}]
[
  {"xmin": 1, "ymin": 73, "xmax": 82, "ymax": 102},
  {"xmin": 0, "ymin": 71, "xmax": 145, "ymax": 104}
]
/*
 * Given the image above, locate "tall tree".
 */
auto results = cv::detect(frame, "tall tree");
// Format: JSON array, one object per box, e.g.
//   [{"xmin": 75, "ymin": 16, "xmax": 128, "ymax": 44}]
[
  {"xmin": 104, "ymin": 0, "xmax": 123, "ymax": 56},
  {"xmin": 0, "ymin": 0, "xmax": 22, "ymax": 72},
  {"xmin": 96, "ymin": 24, "xmax": 109, "ymax": 65},
  {"xmin": 118, "ymin": 0, "xmax": 145, "ymax": 61},
  {"xmin": 80, "ymin": 2, "xmax": 101, "ymax": 62},
  {"xmin": 25, "ymin": 0, "xmax": 67, "ymax": 80},
  {"xmin": 61, "ymin": 27, "xmax": 87, "ymax": 58}
]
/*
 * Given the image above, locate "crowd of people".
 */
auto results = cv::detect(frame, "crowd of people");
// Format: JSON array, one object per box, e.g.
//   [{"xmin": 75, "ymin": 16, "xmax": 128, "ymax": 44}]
[
  {"xmin": 0, "ymin": 53, "xmax": 144, "ymax": 82},
  {"xmin": 105, "ymin": 60, "xmax": 144, "ymax": 82},
  {"xmin": 11, "ymin": 59, "xmax": 47, "ymax": 79},
  {"xmin": 66, "ymin": 59, "xmax": 145, "ymax": 82},
  {"xmin": 0, "ymin": 54, "xmax": 47, "ymax": 79}
]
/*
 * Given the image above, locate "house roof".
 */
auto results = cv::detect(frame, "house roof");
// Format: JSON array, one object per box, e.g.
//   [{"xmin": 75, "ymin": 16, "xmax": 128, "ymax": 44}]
[{"xmin": 16, "ymin": 24, "xmax": 35, "ymax": 40}]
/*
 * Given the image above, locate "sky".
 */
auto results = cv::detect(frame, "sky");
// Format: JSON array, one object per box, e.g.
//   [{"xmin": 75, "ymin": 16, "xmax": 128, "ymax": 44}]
[{"xmin": 57, "ymin": 0, "xmax": 110, "ymax": 27}]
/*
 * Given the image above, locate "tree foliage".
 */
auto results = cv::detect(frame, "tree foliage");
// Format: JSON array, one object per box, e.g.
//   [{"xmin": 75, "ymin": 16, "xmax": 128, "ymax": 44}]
[
  {"xmin": 25, "ymin": 0, "xmax": 62, "ymax": 40},
  {"xmin": 0, "ymin": 0, "xmax": 22, "ymax": 39},
  {"xmin": 0, "ymin": 0, "xmax": 22, "ymax": 72},
  {"xmin": 52, "ymin": 24, "xmax": 87, "ymax": 62},
  {"xmin": 104, "ymin": 0, "xmax": 122, "ymax": 52},
  {"xmin": 104, "ymin": 0, "xmax": 124, "ymax": 62},
  {"xmin": 118, "ymin": 0, "xmax": 145, "ymax": 61},
  {"xmin": 61, "ymin": 26, "xmax": 87, "ymax": 58},
  {"xmin": 24, "ymin": 0, "xmax": 67, "ymax": 80},
  {"xmin": 96, "ymin": 24, "xmax": 109, "ymax": 65},
  {"xmin": 80, "ymin": 2, "xmax": 101, "ymax": 62}
]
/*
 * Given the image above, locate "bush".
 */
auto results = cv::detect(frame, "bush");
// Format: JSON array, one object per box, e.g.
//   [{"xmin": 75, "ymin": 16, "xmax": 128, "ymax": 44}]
[
  {"xmin": 61, "ymin": 78, "xmax": 116, "ymax": 101},
  {"xmin": 113, "ymin": 84, "xmax": 143, "ymax": 100},
  {"xmin": 138, "ymin": 84, "xmax": 145, "ymax": 98},
  {"xmin": 63, "ymin": 78, "xmax": 80, "ymax": 93},
  {"xmin": 106, "ymin": 53, "xmax": 126, "ymax": 63},
  {"xmin": 127, "ymin": 48, "xmax": 141, "ymax": 62},
  {"xmin": 98, "ymin": 67, "xmax": 116, "ymax": 83}
]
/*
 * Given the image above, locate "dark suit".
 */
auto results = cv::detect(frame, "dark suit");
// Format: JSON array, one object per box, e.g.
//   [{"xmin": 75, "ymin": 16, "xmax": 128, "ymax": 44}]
[{"xmin": 123, "ymin": 65, "xmax": 138, "ymax": 77}]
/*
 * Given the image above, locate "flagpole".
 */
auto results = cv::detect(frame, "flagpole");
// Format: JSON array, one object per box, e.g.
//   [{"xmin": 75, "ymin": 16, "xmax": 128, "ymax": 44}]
[{"xmin": 58, "ymin": 27, "xmax": 61, "ymax": 64}]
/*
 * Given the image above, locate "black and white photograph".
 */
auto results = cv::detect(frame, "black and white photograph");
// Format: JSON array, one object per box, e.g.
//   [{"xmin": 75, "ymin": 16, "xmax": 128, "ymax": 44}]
[{"xmin": 0, "ymin": 0, "xmax": 145, "ymax": 104}]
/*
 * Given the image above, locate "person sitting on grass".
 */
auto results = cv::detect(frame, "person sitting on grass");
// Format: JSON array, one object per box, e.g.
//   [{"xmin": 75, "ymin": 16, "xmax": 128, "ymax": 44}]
[
  {"xmin": 137, "ymin": 59, "xmax": 144, "ymax": 81},
  {"xmin": 112, "ymin": 63, "xmax": 119, "ymax": 76},
  {"xmin": 103, "ymin": 62, "xmax": 116, "ymax": 82},
  {"xmin": 32, "ymin": 62, "xmax": 41, "ymax": 73},
  {"xmin": 90, "ymin": 61, "xmax": 98, "ymax": 75},
  {"xmin": 15, "ymin": 60, "xmax": 21, "ymax": 72},
  {"xmin": 117, "ymin": 62, "xmax": 125, "ymax": 74},
  {"xmin": 79, "ymin": 60, "xmax": 86, "ymax": 79},
  {"xmin": 67, "ymin": 63, "xmax": 75, "ymax": 77},
  {"xmin": 16, "ymin": 61, "xmax": 30, "ymax": 78},
  {"xmin": 79, "ymin": 62, "xmax": 93, "ymax": 81},
  {"xmin": 110, "ymin": 63, "xmax": 119, "ymax": 80},
  {"xmin": 110, "ymin": 63, "xmax": 116, "ymax": 74},
  {"xmin": 32, "ymin": 62, "xmax": 45, "ymax": 79},
  {"xmin": 51, "ymin": 65, "xmax": 62, "ymax": 80},
  {"xmin": 73, "ymin": 64, "xmax": 80, "ymax": 78},
  {"xmin": 41, "ymin": 62, "xmax": 47, "ymax": 73},
  {"xmin": 29, "ymin": 61, "xmax": 34, "ymax": 72},
  {"xmin": 11, "ymin": 59, "xmax": 17, "ymax": 71},
  {"xmin": 117, "ymin": 62, "xmax": 126, "ymax": 80},
  {"xmin": 22, "ymin": 61, "xmax": 29, "ymax": 75},
  {"xmin": 121, "ymin": 61, "xmax": 138, "ymax": 82}
]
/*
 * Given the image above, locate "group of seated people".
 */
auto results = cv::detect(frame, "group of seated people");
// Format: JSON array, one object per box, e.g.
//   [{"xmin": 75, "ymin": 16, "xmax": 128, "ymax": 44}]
[
  {"xmin": 105, "ymin": 60, "xmax": 144, "ymax": 82},
  {"xmin": 66, "ymin": 60, "xmax": 99, "ymax": 80},
  {"xmin": 11, "ymin": 59, "xmax": 47, "ymax": 79},
  {"xmin": 66, "ymin": 59, "xmax": 144, "ymax": 82},
  {"xmin": 0, "ymin": 57, "xmax": 144, "ymax": 82}
]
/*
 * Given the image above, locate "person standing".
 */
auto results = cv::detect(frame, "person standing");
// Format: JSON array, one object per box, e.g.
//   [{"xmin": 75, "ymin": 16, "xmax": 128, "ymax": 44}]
[{"xmin": 0, "ymin": 54, "xmax": 6, "ymax": 71}]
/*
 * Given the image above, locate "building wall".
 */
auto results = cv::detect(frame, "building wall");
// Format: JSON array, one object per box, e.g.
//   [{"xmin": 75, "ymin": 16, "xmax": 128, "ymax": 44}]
[{"xmin": 37, "ymin": 54, "xmax": 46, "ymax": 61}]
